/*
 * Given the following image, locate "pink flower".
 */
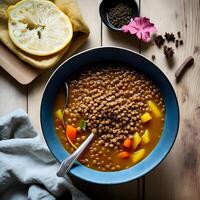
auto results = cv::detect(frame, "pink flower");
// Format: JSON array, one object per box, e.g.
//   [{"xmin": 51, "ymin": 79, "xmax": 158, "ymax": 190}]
[{"xmin": 122, "ymin": 17, "xmax": 157, "ymax": 42}]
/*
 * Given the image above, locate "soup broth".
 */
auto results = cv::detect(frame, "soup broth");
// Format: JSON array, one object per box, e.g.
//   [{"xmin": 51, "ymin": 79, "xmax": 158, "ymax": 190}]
[{"xmin": 54, "ymin": 65, "xmax": 165, "ymax": 171}]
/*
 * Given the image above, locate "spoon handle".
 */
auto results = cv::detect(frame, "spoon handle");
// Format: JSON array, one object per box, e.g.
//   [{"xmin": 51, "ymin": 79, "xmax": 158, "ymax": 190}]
[{"xmin": 57, "ymin": 133, "xmax": 94, "ymax": 177}]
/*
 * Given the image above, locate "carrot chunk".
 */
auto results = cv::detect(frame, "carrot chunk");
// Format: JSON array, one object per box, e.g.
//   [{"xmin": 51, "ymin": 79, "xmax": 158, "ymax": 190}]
[
  {"xmin": 66, "ymin": 125, "xmax": 77, "ymax": 142},
  {"xmin": 123, "ymin": 138, "xmax": 133, "ymax": 148},
  {"xmin": 118, "ymin": 151, "xmax": 130, "ymax": 158}
]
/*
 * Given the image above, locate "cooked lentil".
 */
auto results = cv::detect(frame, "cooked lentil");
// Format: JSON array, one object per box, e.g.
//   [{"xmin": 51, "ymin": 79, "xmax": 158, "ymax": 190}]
[{"xmin": 54, "ymin": 65, "xmax": 165, "ymax": 171}]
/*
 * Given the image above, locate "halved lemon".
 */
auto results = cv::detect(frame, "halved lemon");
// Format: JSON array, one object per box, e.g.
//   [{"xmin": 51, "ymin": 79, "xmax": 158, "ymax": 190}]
[{"xmin": 7, "ymin": 0, "xmax": 73, "ymax": 56}]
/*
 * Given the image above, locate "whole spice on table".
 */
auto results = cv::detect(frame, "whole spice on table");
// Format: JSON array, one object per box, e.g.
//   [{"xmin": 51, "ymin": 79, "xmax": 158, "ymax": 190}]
[
  {"xmin": 151, "ymin": 55, "xmax": 156, "ymax": 60},
  {"xmin": 175, "ymin": 56, "xmax": 194, "ymax": 80},
  {"xmin": 177, "ymin": 31, "xmax": 181, "ymax": 38},
  {"xmin": 107, "ymin": 2, "xmax": 133, "ymax": 28},
  {"xmin": 163, "ymin": 46, "xmax": 175, "ymax": 58},
  {"xmin": 164, "ymin": 32, "xmax": 175, "ymax": 42},
  {"xmin": 154, "ymin": 35, "xmax": 165, "ymax": 47},
  {"xmin": 175, "ymin": 40, "xmax": 179, "ymax": 48}
]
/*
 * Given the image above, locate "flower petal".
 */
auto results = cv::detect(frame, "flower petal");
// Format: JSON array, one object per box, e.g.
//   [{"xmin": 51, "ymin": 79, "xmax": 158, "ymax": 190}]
[
  {"xmin": 128, "ymin": 19, "xmax": 137, "ymax": 27},
  {"xmin": 122, "ymin": 25, "xmax": 138, "ymax": 34},
  {"xmin": 141, "ymin": 32, "xmax": 151, "ymax": 42},
  {"xmin": 143, "ymin": 23, "xmax": 157, "ymax": 32},
  {"xmin": 146, "ymin": 26, "xmax": 157, "ymax": 33},
  {"xmin": 140, "ymin": 17, "xmax": 150, "ymax": 27},
  {"xmin": 121, "ymin": 25, "xmax": 130, "ymax": 33},
  {"xmin": 136, "ymin": 31, "xmax": 142, "ymax": 39},
  {"xmin": 133, "ymin": 17, "xmax": 142, "ymax": 26},
  {"xmin": 121, "ymin": 16, "xmax": 156, "ymax": 42},
  {"xmin": 129, "ymin": 27, "xmax": 138, "ymax": 34}
]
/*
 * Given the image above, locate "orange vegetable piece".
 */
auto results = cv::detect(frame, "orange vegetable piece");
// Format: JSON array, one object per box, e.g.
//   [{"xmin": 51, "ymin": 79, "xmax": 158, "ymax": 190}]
[
  {"xmin": 123, "ymin": 138, "xmax": 133, "ymax": 148},
  {"xmin": 118, "ymin": 151, "xmax": 130, "ymax": 158},
  {"xmin": 66, "ymin": 125, "xmax": 77, "ymax": 142}
]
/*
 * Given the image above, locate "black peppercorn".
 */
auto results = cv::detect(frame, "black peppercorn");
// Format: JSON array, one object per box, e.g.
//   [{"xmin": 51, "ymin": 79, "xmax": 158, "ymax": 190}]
[
  {"xmin": 107, "ymin": 1, "xmax": 133, "ymax": 28},
  {"xmin": 180, "ymin": 40, "xmax": 183, "ymax": 45}
]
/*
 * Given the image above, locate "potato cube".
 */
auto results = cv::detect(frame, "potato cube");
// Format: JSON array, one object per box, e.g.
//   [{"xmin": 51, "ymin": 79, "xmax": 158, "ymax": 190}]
[
  {"xmin": 141, "ymin": 112, "xmax": 152, "ymax": 123},
  {"xmin": 132, "ymin": 132, "xmax": 141, "ymax": 149},
  {"xmin": 147, "ymin": 100, "xmax": 162, "ymax": 117},
  {"xmin": 131, "ymin": 149, "xmax": 145, "ymax": 164},
  {"xmin": 142, "ymin": 129, "xmax": 150, "ymax": 144},
  {"xmin": 55, "ymin": 109, "xmax": 62, "ymax": 120}
]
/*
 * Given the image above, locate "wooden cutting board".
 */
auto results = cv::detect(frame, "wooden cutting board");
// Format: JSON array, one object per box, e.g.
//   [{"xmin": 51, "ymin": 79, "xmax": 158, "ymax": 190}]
[{"xmin": 0, "ymin": 42, "xmax": 43, "ymax": 85}]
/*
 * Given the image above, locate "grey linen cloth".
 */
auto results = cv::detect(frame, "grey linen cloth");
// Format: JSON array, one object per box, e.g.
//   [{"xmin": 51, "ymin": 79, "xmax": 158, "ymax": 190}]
[{"xmin": 0, "ymin": 109, "xmax": 89, "ymax": 200}]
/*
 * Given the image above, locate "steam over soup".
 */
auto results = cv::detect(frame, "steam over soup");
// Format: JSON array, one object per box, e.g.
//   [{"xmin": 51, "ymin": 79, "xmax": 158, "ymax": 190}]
[{"xmin": 54, "ymin": 65, "xmax": 165, "ymax": 171}]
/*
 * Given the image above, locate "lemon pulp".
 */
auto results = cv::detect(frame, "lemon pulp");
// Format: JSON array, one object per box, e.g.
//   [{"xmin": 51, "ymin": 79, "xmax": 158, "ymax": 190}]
[{"xmin": 7, "ymin": 0, "xmax": 73, "ymax": 56}]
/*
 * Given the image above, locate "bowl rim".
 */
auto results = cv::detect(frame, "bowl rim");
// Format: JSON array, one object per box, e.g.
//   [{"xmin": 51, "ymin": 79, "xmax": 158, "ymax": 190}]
[{"xmin": 40, "ymin": 46, "xmax": 180, "ymax": 184}]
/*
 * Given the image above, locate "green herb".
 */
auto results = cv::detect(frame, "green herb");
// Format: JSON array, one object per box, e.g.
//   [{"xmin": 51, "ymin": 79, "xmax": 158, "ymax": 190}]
[{"xmin": 80, "ymin": 119, "xmax": 87, "ymax": 131}]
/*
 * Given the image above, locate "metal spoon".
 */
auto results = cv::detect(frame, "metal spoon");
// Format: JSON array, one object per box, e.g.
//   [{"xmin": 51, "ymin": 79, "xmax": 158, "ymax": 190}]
[
  {"xmin": 57, "ymin": 132, "xmax": 94, "ymax": 177},
  {"xmin": 62, "ymin": 82, "xmax": 69, "ymax": 128}
]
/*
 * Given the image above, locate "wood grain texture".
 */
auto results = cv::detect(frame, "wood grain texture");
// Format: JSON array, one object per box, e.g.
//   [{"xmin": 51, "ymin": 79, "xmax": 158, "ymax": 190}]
[
  {"xmin": 141, "ymin": 0, "xmax": 200, "ymax": 199},
  {"xmin": 27, "ymin": 70, "xmax": 52, "ymax": 139},
  {"xmin": 0, "ymin": 43, "xmax": 42, "ymax": 85},
  {"xmin": 0, "ymin": 67, "xmax": 27, "ymax": 116},
  {"xmin": 0, "ymin": 0, "xmax": 199, "ymax": 199}
]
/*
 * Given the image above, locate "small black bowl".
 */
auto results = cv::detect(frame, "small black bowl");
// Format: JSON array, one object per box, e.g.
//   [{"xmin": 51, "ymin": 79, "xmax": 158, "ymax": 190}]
[{"xmin": 99, "ymin": 0, "xmax": 139, "ymax": 31}]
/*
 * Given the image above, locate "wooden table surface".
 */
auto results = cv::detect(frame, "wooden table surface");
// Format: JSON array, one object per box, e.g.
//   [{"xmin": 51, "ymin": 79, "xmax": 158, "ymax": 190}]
[{"xmin": 0, "ymin": 0, "xmax": 200, "ymax": 199}]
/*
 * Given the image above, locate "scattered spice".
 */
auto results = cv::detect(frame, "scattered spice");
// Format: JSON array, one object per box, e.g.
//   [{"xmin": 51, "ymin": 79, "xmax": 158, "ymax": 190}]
[
  {"xmin": 180, "ymin": 40, "xmax": 183, "ymax": 45},
  {"xmin": 122, "ymin": 17, "xmax": 157, "ymax": 42},
  {"xmin": 163, "ymin": 45, "xmax": 167, "ymax": 50},
  {"xmin": 151, "ymin": 55, "xmax": 156, "ymax": 60},
  {"xmin": 163, "ymin": 46, "xmax": 175, "ymax": 58},
  {"xmin": 175, "ymin": 40, "xmax": 179, "ymax": 48},
  {"xmin": 175, "ymin": 56, "xmax": 194, "ymax": 80},
  {"xmin": 153, "ymin": 31, "xmax": 183, "ymax": 58},
  {"xmin": 154, "ymin": 35, "xmax": 165, "ymax": 47},
  {"xmin": 177, "ymin": 31, "xmax": 181, "ymax": 38},
  {"xmin": 164, "ymin": 32, "xmax": 175, "ymax": 42},
  {"xmin": 108, "ymin": 2, "xmax": 133, "ymax": 28}
]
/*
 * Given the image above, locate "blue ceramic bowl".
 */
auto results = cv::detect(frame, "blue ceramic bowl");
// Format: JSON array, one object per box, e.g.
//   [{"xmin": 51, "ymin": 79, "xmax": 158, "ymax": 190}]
[{"xmin": 41, "ymin": 47, "xmax": 179, "ymax": 184}]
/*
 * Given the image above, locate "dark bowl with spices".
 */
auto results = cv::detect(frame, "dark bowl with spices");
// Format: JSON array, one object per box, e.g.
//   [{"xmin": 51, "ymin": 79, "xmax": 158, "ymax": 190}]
[
  {"xmin": 41, "ymin": 46, "xmax": 179, "ymax": 184},
  {"xmin": 99, "ymin": 0, "xmax": 139, "ymax": 31}
]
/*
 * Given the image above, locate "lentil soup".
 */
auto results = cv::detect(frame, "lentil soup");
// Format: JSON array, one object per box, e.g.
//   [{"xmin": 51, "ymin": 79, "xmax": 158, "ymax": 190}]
[{"xmin": 54, "ymin": 65, "xmax": 165, "ymax": 172}]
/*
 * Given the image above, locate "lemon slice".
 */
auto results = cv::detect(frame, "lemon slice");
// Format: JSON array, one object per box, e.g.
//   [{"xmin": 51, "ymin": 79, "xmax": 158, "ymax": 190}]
[{"xmin": 7, "ymin": 0, "xmax": 73, "ymax": 56}]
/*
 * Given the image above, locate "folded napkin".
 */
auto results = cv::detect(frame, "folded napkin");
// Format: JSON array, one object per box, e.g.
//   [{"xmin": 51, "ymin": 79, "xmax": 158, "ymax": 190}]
[
  {"xmin": 0, "ymin": 0, "xmax": 90, "ymax": 69},
  {"xmin": 0, "ymin": 109, "xmax": 89, "ymax": 200}
]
